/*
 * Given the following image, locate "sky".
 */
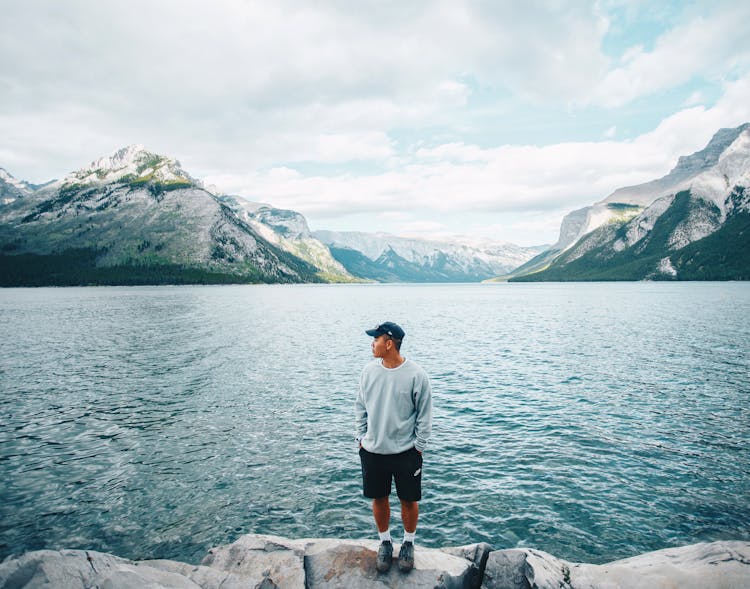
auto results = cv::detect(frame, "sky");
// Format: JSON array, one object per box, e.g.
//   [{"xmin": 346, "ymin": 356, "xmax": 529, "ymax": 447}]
[{"xmin": 1, "ymin": 1, "xmax": 750, "ymax": 246}]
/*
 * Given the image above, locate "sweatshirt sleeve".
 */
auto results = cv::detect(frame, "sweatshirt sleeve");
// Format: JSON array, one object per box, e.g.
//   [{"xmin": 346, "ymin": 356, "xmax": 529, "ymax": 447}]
[
  {"xmin": 413, "ymin": 373, "xmax": 433, "ymax": 453},
  {"xmin": 355, "ymin": 370, "xmax": 368, "ymax": 441}
]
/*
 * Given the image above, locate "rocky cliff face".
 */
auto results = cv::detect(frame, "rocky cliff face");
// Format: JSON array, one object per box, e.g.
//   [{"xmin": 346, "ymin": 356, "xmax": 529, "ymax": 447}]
[
  {"xmin": 0, "ymin": 146, "xmax": 323, "ymax": 285},
  {"xmin": 604, "ymin": 123, "xmax": 750, "ymax": 207},
  {"xmin": 217, "ymin": 195, "xmax": 356, "ymax": 281},
  {"xmin": 512, "ymin": 123, "xmax": 750, "ymax": 281},
  {"xmin": 550, "ymin": 123, "xmax": 750, "ymax": 254},
  {"xmin": 0, "ymin": 168, "xmax": 33, "ymax": 205},
  {"xmin": 1, "ymin": 534, "xmax": 747, "ymax": 589}
]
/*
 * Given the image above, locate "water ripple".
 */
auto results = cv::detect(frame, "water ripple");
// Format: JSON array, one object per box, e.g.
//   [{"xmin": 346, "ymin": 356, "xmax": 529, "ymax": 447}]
[{"xmin": 1, "ymin": 283, "xmax": 749, "ymax": 565}]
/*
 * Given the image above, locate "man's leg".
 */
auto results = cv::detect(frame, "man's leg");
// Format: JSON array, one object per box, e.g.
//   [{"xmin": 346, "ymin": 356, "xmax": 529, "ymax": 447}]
[
  {"xmin": 373, "ymin": 496, "xmax": 391, "ymax": 532},
  {"xmin": 400, "ymin": 499, "xmax": 418, "ymax": 534},
  {"xmin": 393, "ymin": 449, "xmax": 422, "ymax": 573},
  {"xmin": 361, "ymin": 449, "xmax": 395, "ymax": 572},
  {"xmin": 372, "ymin": 496, "xmax": 394, "ymax": 572}
]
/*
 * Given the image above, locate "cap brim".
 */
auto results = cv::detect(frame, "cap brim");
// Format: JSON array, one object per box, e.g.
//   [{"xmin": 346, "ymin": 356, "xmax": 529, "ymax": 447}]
[{"xmin": 365, "ymin": 328, "xmax": 383, "ymax": 337}]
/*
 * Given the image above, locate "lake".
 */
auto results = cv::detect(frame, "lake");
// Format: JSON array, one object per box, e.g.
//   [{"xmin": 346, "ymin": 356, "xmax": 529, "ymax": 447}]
[{"xmin": 1, "ymin": 282, "xmax": 748, "ymax": 565}]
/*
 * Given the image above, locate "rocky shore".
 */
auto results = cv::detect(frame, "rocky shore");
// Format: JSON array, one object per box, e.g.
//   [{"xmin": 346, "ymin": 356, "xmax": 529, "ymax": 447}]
[{"xmin": 1, "ymin": 534, "xmax": 748, "ymax": 589}]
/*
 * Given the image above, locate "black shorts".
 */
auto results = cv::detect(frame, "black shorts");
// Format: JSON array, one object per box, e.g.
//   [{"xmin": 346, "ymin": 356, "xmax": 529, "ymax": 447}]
[{"xmin": 359, "ymin": 446, "xmax": 423, "ymax": 502}]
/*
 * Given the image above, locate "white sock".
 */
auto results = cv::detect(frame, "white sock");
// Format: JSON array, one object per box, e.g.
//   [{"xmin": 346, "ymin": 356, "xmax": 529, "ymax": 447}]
[
  {"xmin": 403, "ymin": 530, "xmax": 416, "ymax": 543},
  {"xmin": 378, "ymin": 530, "xmax": 392, "ymax": 542}
]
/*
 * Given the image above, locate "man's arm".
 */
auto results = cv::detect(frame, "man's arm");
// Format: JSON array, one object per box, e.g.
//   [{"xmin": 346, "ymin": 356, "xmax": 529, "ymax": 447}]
[
  {"xmin": 413, "ymin": 375, "xmax": 432, "ymax": 453},
  {"xmin": 355, "ymin": 373, "xmax": 368, "ymax": 445}
]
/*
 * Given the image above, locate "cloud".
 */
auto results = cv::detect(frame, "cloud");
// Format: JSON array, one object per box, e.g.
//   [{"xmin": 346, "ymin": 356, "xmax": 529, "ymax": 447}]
[
  {"xmin": 1, "ymin": 1, "xmax": 749, "ymax": 246},
  {"xmin": 207, "ymin": 71, "xmax": 750, "ymax": 245},
  {"xmin": 0, "ymin": 0, "xmax": 613, "ymax": 181},
  {"xmin": 591, "ymin": 2, "xmax": 750, "ymax": 107},
  {"xmin": 395, "ymin": 220, "xmax": 449, "ymax": 236}
]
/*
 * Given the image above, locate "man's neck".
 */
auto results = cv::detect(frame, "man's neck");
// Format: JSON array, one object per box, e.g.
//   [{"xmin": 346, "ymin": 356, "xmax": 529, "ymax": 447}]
[{"xmin": 381, "ymin": 354, "xmax": 405, "ymax": 369}]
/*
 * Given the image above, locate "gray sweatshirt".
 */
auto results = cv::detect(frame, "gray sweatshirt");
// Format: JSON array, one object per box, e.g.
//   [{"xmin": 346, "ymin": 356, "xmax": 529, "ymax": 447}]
[{"xmin": 355, "ymin": 358, "xmax": 433, "ymax": 454}]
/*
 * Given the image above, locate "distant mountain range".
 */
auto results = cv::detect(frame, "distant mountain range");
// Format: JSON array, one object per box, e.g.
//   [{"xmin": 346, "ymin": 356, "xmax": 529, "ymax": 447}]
[
  {"xmin": 0, "ymin": 146, "xmax": 543, "ymax": 285},
  {"xmin": 4, "ymin": 123, "xmax": 748, "ymax": 286},
  {"xmin": 315, "ymin": 230, "xmax": 546, "ymax": 282},
  {"xmin": 506, "ymin": 123, "xmax": 750, "ymax": 281}
]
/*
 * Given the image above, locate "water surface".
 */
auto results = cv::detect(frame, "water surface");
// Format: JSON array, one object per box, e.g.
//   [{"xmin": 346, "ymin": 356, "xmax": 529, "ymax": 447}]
[{"xmin": 1, "ymin": 283, "xmax": 748, "ymax": 564}]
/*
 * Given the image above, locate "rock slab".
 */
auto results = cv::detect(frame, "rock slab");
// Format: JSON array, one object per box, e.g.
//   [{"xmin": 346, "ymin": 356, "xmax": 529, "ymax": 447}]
[
  {"xmin": 480, "ymin": 541, "xmax": 750, "ymax": 589},
  {"xmin": 1, "ymin": 536, "xmax": 749, "ymax": 589},
  {"xmin": 200, "ymin": 534, "xmax": 307, "ymax": 588},
  {"xmin": 0, "ymin": 535, "xmax": 477, "ymax": 589},
  {"xmin": 303, "ymin": 538, "xmax": 476, "ymax": 589}
]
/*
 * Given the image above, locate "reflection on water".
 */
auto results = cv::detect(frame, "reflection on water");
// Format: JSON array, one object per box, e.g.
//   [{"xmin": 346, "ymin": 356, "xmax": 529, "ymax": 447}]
[{"xmin": 1, "ymin": 283, "xmax": 749, "ymax": 564}]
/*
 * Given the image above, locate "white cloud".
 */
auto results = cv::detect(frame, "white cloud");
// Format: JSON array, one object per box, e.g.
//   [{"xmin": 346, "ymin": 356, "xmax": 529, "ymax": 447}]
[
  {"xmin": 591, "ymin": 2, "xmax": 750, "ymax": 107},
  {"xmin": 396, "ymin": 220, "xmax": 448, "ymax": 236},
  {"xmin": 1, "ymin": 1, "xmax": 749, "ymax": 247},
  {"xmin": 207, "ymin": 71, "xmax": 750, "ymax": 245},
  {"xmin": 0, "ymin": 0, "xmax": 613, "ymax": 180},
  {"xmin": 683, "ymin": 91, "xmax": 705, "ymax": 106}
]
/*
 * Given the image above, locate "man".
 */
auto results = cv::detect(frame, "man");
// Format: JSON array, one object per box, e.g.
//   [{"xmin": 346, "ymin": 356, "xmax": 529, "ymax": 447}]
[{"xmin": 355, "ymin": 321, "xmax": 433, "ymax": 573}]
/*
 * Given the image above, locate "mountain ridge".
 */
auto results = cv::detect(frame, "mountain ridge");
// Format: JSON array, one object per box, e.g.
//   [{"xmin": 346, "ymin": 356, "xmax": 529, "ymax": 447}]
[
  {"xmin": 7, "ymin": 126, "xmax": 745, "ymax": 287},
  {"xmin": 0, "ymin": 148, "xmax": 324, "ymax": 285},
  {"xmin": 315, "ymin": 229, "xmax": 546, "ymax": 282},
  {"xmin": 1, "ymin": 146, "xmax": 543, "ymax": 285},
  {"xmin": 509, "ymin": 122, "xmax": 750, "ymax": 281}
]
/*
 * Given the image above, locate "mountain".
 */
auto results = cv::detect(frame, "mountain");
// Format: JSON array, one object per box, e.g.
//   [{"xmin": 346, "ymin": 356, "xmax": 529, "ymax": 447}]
[
  {"xmin": 0, "ymin": 168, "xmax": 35, "ymax": 205},
  {"xmin": 0, "ymin": 146, "xmax": 322, "ymax": 286},
  {"xmin": 511, "ymin": 123, "xmax": 750, "ymax": 281},
  {"xmin": 0, "ymin": 145, "xmax": 547, "ymax": 286},
  {"xmin": 215, "ymin": 196, "xmax": 358, "ymax": 282},
  {"xmin": 314, "ymin": 230, "xmax": 547, "ymax": 282}
]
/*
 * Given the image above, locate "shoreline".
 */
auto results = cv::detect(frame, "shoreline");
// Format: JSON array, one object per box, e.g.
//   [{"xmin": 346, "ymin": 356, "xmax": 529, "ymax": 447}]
[{"xmin": 2, "ymin": 533, "xmax": 748, "ymax": 588}]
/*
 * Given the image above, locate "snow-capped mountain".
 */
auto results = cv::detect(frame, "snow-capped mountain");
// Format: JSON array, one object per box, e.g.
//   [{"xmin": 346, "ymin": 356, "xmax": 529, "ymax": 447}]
[
  {"xmin": 512, "ymin": 123, "xmax": 750, "ymax": 281},
  {"xmin": 50, "ymin": 144, "xmax": 198, "ymax": 190},
  {"xmin": 0, "ymin": 144, "xmax": 545, "ymax": 285},
  {"xmin": 553, "ymin": 123, "xmax": 749, "ymax": 254},
  {"xmin": 0, "ymin": 168, "xmax": 34, "ymax": 205},
  {"xmin": 314, "ymin": 230, "xmax": 546, "ymax": 282},
  {"xmin": 0, "ymin": 146, "xmax": 321, "ymax": 285},
  {"xmin": 215, "ymin": 195, "xmax": 355, "ymax": 281}
]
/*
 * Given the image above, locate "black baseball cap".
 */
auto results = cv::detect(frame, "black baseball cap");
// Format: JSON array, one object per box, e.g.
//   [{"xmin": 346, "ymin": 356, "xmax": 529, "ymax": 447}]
[{"xmin": 365, "ymin": 321, "xmax": 405, "ymax": 340}]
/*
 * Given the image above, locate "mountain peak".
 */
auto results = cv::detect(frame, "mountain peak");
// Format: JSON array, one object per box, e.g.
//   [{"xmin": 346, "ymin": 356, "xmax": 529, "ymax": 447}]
[
  {"xmin": 0, "ymin": 167, "xmax": 34, "ymax": 202},
  {"xmin": 64, "ymin": 145, "xmax": 195, "ymax": 187},
  {"xmin": 0, "ymin": 167, "xmax": 26, "ymax": 187},
  {"xmin": 671, "ymin": 122, "xmax": 750, "ymax": 176},
  {"xmin": 95, "ymin": 144, "xmax": 150, "ymax": 169},
  {"xmin": 601, "ymin": 122, "xmax": 750, "ymax": 208},
  {"xmin": 83, "ymin": 144, "xmax": 165, "ymax": 174}
]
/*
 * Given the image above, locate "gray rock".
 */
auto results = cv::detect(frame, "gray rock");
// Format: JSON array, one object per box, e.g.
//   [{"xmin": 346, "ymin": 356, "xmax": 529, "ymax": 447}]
[
  {"xmin": 0, "ymin": 550, "xmax": 202, "ymax": 589},
  {"xmin": 142, "ymin": 559, "xmax": 252, "ymax": 589},
  {"xmin": 303, "ymin": 538, "xmax": 476, "ymax": 588},
  {"xmin": 481, "ymin": 549, "xmax": 533, "ymax": 589},
  {"xmin": 200, "ymin": 534, "xmax": 307, "ymax": 588},
  {"xmin": 569, "ymin": 541, "xmax": 750, "ymax": 589},
  {"xmin": 2, "ymin": 537, "xmax": 748, "ymax": 589},
  {"xmin": 441, "ymin": 543, "xmax": 494, "ymax": 589},
  {"xmin": 482, "ymin": 541, "xmax": 750, "ymax": 589}
]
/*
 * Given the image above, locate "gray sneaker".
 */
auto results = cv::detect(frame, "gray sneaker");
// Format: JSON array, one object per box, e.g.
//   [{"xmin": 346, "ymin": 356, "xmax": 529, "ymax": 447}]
[
  {"xmin": 376, "ymin": 540, "xmax": 393, "ymax": 572},
  {"xmin": 398, "ymin": 541, "xmax": 415, "ymax": 572}
]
